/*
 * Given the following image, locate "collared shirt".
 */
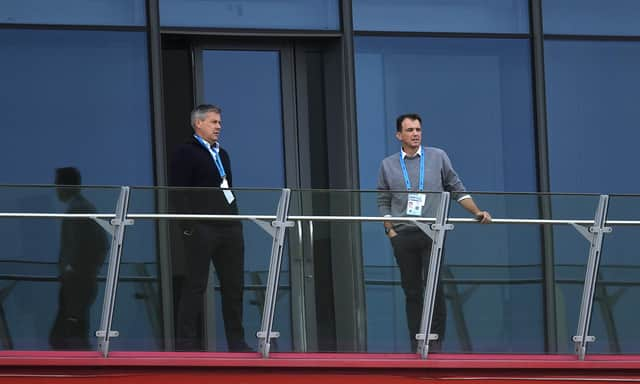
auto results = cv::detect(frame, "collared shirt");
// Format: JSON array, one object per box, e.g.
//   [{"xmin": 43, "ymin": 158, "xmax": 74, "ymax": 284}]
[{"xmin": 400, "ymin": 146, "xmax": 423, "ymax": 159}]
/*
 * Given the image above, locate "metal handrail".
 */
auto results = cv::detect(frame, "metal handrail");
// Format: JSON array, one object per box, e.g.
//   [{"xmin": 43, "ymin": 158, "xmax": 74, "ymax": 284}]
[
  {"xmin": 5, "ymin": 211, "xmax": 640, "ymax": 226},
  {"xmin": 0, "ymin": 213, "xmax": 115, "ymax": 218}
]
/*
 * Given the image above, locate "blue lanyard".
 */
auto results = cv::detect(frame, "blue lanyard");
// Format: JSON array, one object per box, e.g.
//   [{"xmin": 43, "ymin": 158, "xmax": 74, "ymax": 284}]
[
  {"xmin": 194, "ymin": 134, "xmax": 226, "ymax": 179},
  {"xmin": 399, "ymin": 150, "xmax": 424, "ymax": 191}
]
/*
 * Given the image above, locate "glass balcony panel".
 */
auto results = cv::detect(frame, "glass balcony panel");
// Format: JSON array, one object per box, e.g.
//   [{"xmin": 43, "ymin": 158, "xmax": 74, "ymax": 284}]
[
  {"xmin": 444, "ymin": 193, "xmax": 538, "ymax": 353},
  {"xmin": 283, "ymin": 190, "xmax": 605, "ymax": 354},
  {"xmin": 545, "ymin": 194, "xmax": 601, "ymax": 353},
  {"xmin": 0, "ymin": 185, "xmax": 119, "ymax": 350},
  {"xmin": 448, "ymin": 193, "xmax": 601, "ymax": 353},
  {"xmin": 286, "ymin": 189, "xmax": 443, "ymax": 353},
  {"xmin": 110, "ymin": 187, "xmax": 282, "ymax": 352},
  {"xmin": 588, "ymin": 195, "xmax": 640, "ymax": 354}
]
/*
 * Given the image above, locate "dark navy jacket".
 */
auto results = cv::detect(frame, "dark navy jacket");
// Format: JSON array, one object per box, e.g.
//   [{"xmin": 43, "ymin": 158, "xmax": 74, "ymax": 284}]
[{"xmin": 169, "ymin": 136, "xmax": 240, "ymax": 227}]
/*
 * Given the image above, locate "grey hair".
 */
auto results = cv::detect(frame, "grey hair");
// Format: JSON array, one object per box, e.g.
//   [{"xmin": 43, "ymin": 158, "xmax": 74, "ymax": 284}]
[{"xmin": 190, "ymin": 104, "xmax": 222, "ymax": 128}]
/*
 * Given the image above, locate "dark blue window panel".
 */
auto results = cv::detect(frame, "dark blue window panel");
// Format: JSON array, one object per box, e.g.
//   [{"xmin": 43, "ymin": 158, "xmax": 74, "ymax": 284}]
[
  {"xmin": 545, "ymin": 40, "xmax": 640, "ymax": 193},
  {"xmin": 0, "ymin": 29, "xmax": 153, "ymax": 186},
  {"xmin": 355, "ymin": 36, "xmax": 536, "ymax": 193},
  {"xmin": 353, "ymin": 0, "xmax": 529, "ymax": 33},
  {"xmin": 545, "ymin": 40, "xmax": 640, "ymax": 354},
  {"xmin": 160, "ymin": 0, "xmax": 339, "ymax": 30},
  {"xmin": 355, "ymin": 36, "xmax": 538, "ymax": 352},
  {"xmin": 0, "ymin": 0, "xmax": 146, "ymax": 26},
  {"xmin": 542, "ymin": 0, "xmax": 640, "ymax": 36},
  {"xmin": 202, "ymin": 50, "xmax": 285, "ymax": 188},
  {"xmin": 0, "ymin": 29, "xmax": 154, "ymax": 349}
]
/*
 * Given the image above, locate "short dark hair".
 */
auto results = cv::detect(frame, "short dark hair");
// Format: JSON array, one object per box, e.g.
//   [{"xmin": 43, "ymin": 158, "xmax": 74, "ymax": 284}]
[
  {"xmin": 191, "ymin": 104, "xmax": 222, "ymax": 127},
  {"xmin": 396, "ymin": 113, "xmax": 422, "ymax": 132},
  {"xmin": 55, "ymin": 167, "xmax": 81, "ymax": 186}
]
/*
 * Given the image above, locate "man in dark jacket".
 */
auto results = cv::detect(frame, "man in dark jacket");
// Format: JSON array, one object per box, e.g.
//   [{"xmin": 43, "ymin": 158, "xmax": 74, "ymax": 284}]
[{"xmin": 170, "ymin": 104, "xmax": 249, "ymax": 352}]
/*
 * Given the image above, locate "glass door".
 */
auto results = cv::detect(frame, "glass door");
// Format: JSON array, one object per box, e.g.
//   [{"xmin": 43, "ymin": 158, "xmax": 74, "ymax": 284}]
[
  {"xmin": 192, "ymin": 43, "xmax": 307, "ymax": 352},
  {"xmin": 162, "ymin": 37, "xmax": 358, "ymax": 353}
]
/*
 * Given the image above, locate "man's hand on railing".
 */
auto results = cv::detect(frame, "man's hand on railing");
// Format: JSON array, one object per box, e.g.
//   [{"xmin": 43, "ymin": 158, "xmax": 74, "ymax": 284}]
[{"xmin": 475, "ymin": 211, "xmax": 492, "ymax": 224}]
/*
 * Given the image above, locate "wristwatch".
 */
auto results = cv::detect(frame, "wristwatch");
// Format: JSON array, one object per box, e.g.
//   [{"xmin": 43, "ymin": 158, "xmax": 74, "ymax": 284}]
[{"xmin": 384, "ymin": 226, "xmax": 392, "ymax": 235}]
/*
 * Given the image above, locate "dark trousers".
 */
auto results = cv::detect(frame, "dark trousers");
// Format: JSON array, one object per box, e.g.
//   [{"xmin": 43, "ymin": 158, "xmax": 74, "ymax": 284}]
[
  {"xmin": 176, "ymin": 223, "xmax": 247, "ymax": 351},
  {"xmin": 390, "ymin": 229, "xmax": 446, "ymax": 351},
  {"xmin": 49, "ymin": 273, "xmax": 97, "ymax": 350}
]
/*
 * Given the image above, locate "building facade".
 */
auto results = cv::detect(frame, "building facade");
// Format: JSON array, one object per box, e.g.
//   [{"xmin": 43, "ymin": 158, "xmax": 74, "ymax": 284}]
[{"xmin": 1, "ymin": 0, "xmax": 639, "ymax": 355}]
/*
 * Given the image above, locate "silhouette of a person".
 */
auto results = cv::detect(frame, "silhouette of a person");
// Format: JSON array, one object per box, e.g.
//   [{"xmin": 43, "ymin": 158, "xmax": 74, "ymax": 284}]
[{"xmin": 49, "ymin": 167, "xmax": 108, "ymax": 350}]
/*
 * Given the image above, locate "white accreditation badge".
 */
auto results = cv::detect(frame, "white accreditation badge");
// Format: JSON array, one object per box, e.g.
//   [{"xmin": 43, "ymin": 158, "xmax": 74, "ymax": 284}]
[
  {"xmin": 220, "ymin": 178, "xmax": 235, "ymax": 204},
  {"xmin": 406, "ymin": 193, "xmax": 426, "ymax": 216}
]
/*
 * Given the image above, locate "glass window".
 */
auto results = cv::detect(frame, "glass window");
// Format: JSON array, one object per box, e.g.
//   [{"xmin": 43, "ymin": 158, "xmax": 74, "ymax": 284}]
[
  {"xmin": 160, "ymin": 0, "xmax": 339, "ymax": 30},
  {"xmin": 355, "ymin": 36, "xmax": 536, "ymax": 193},
  {"xmin": 0, "ymin": 0, "xmax": 146, "ymax": 26},
  {"xmin": 0, "ymin": 186, "xmax": 120, "ymax": 350},
  {"xmin": 545, "ymin": 41, "xmax": 640, "ymax": 352},
  {"xmin": 542, "ymin": 0, "xmax": 640, "ymax": 36},
  {"xmin": 355, "ymin": 36, "xmax": 537, "ymax": 352},
  {"xmin": 544, "ymin": 40, "xmax": 640, "ymax": 193},
  {"xmin": 0, "ymin": 29, "xmax": 153, "ymax": 350},
  {"xmin": 353, "ymin": 0, "xmax": 529, "ymax": 33},
  {"xmin": 200, "ymin": 50, "xmax": 285, "ymax": 188},
  {"xmin": 0, "ymin": 29, "xmax": 153, "ymax": 186}
]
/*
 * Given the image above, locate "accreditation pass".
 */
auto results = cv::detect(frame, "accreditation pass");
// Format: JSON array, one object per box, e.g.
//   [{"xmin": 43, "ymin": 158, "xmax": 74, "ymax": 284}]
[{"xmin": 406, "ymin": 193, "xmax": 425, "ymax": 216}]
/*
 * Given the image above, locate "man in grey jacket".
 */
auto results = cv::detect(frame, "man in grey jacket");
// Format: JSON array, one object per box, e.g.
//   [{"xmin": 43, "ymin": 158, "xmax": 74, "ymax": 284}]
[{"xmin": 377, "ymin": 113, "xmax": 491, "ymax": 352}]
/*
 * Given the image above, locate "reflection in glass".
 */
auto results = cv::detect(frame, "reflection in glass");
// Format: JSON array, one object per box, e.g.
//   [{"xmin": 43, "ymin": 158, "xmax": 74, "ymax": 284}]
[
  {"xmin": 49, "ymin": 168, "xmax": 109, "ymax": 350},
  {"xmin": 0, "ymin": 185, "xmax": 118, "ymax": 350}
]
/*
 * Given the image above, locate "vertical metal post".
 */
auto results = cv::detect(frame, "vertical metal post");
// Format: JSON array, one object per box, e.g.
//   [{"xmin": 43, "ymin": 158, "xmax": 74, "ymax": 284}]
[
  {"xmin": 415, "ymin": 192, "xmax": 453, "ymax": 359},
  {"xmin": 572, "ymin": 194, "xmax": 611, "ymax": 360},
  {"xmin": 96, "ymin": 186, "xmax": 133, "ymax": 357},
  {"xmin": 257, "ymin": 188, "xmax": 293, "ymax": 358},
  {"xmin": 530, "ymin": 0, "xmax": 559, "ymax": 354}
]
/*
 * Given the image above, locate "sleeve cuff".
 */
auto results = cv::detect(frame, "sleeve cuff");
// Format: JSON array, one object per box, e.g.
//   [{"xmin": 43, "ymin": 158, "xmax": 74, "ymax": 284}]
[{"xmin": 457, "ymin": 194, "xmax": 472, "ymax": 202}]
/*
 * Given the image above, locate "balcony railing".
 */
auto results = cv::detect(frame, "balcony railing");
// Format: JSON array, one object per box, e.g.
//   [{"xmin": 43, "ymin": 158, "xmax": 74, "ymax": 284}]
[{"xmin": 0, "ymin": 186, "xmax": 639, "ymax": 360}]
